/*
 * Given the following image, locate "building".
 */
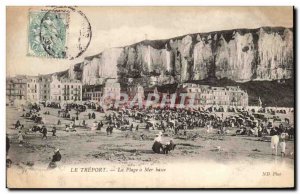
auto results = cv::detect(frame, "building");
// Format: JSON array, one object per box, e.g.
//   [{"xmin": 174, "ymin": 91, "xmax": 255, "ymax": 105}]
[
  {"xmin": 83, "ymin": 78, "xmax": 120, "ymax": 102},
  {"xmin": 103, "ymin": 79, "xmax": 121, "ymax": 100},
  {"xmin": 38, "ymin": 75, "xmax": 52, "ymax": 101},
  {"xmin": 127, "ymin": 83, "xmax": 145, "ymax": 100},
  {"xmin": 50, "ymin": 76, "xmax": 82, "ymax": 101},
  {"xmin": 61, "ymin": 79, "xmax": 82, "ymax": 101},
  {"xmin": 178, "ymin": 83, "xmax": 248, "ymax": 107},
  {"xmin": 6, "ymin": 74, "xmax": 82, "ymax": 103},
  {"xmin": 225, "ymin": 86, "xmax": 249, "ymax": 107},
  {"xmin": 26, "ymin": 76, "xmax": 40, "ymax": 102},
  {"xmin": 6, "ymin": 75, "xmax": 27, "ymax": 102},
  {"xmin": 83, "ymin": 85, "xmax": 103, "ymax": 102},
  {"xmin": 50, "ymin": 76, "xmax": 62, "ymax": 101}
]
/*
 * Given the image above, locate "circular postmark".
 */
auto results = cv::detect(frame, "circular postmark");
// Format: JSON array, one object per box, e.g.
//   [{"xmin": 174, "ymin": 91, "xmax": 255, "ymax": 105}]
[{"xmin": 40, "ymin": 6, "xmax": 92, "ymax": 59}]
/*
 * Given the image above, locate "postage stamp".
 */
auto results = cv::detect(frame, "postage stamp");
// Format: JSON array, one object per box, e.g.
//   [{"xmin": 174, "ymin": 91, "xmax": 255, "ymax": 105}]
[
  {"xmin": 27, "ymin": 10, "xmax": 69, "ymax": 59},
  {"xmin": 27, "ymin": 7, "xmax": 92, "ymax": 60}
]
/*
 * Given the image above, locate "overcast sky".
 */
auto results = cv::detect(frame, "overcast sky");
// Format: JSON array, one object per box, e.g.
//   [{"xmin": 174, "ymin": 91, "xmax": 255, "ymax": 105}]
[{"xmin": 6, "ymin": 6, "xmax": 293, "ymax": 76}]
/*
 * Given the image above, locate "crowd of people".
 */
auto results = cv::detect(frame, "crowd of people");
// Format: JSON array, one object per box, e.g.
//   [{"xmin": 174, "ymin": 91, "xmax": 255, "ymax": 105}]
[
  {"xmin": 96, "ymin": 105, "xmax": 294, "ymax": 155},
  {"xmin": 102, "ymin": 106, "xmax": 294, "ymax": 136},
  {"xmin": 7, "ymin": 101, "xmax": 294, "ymax": 168}
]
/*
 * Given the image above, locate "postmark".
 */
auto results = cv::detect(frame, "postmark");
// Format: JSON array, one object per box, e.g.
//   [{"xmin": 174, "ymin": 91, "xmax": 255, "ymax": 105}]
[
  {"xmin": 28, "ymin": 10, "xmax": 69, "ymax": 58},
  {"xmin": 27, "ymin": 6, "xmax": 92, "ymax": 59}
]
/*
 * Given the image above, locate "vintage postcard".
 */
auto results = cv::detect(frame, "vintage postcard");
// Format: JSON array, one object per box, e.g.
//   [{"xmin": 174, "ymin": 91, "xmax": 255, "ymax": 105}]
[{"xmin": 6, "ymin": 6, "xmax": 294, "ymax": 188}]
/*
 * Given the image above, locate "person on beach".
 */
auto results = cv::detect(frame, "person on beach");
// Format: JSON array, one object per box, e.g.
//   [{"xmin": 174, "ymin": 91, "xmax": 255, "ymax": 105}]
[
  {"xmin": 41, "ymin": 126, "xmax": 47, "ymax": 139},
  {"xmin": 52, "ymin": 148, "xmax": 62, "ymax": 162},
  {"xmin": 280, "ymin": 132, "xmax": 288, "ymax": 157},
  {"xmin": 52, "ymin": 127, "xmax": 57, "ymax": 136},
  {"xmin": 152, "ymin": 132, "xmax": 163, "ymax": 154},
  {"xmin": 130, "ymin": 123, "xmax": 133, "ymax": 131},
  {"xmin": 48, "ymin": 148, "xmax": 62, "ymax": 169},
  {"xmin": 65, "ymin": 124, "xmax": 70, "ymax": 132},
  {"xmin": 18, "ymin": 131, "xmax": 24, "ymax": 146}
]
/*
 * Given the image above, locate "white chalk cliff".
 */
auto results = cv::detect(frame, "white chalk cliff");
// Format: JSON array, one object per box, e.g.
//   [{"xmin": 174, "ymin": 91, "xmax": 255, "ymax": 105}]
[{"xmin": 66, "ymin": 27, "xmax": 293, "ymax": 85}]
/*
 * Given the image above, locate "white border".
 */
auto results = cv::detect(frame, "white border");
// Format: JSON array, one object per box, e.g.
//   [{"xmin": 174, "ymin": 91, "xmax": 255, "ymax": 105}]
[{"xmin": 1, "ymin": 0, "xmax": 298, "ymax": 193}]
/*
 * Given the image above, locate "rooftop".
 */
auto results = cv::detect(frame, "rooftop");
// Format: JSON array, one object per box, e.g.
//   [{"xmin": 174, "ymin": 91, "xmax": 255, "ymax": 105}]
[
  {"xmin": 179, "ymin": 84, "xmax": 247, "ymax": 93},
  {"xmin": 60, "ymin": 78, "xmax": 82, "ymax": 84}
]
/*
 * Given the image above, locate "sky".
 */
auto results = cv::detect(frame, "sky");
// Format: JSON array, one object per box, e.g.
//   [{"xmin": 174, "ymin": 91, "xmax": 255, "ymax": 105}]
[{"xmin": 6, "ymin": 6, "xmax": 293, "ymax": 76}]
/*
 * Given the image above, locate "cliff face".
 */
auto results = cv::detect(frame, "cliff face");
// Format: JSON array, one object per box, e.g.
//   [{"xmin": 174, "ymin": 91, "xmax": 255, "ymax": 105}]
[{"xmin": 67, "ymin": 27, "xmax": 293, "ymax": 85}]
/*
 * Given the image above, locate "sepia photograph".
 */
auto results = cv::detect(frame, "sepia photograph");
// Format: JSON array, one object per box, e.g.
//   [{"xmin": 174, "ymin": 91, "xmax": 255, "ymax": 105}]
[{"xmin": 5, "ymin": 6, "xmax": 294, "ymax": 188}]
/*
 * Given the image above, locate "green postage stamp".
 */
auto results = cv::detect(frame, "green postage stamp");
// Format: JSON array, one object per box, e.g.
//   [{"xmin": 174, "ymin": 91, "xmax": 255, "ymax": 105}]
[{"xmin": 27, "ymin": 10, "xmax": 69, "ymax": 59}]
